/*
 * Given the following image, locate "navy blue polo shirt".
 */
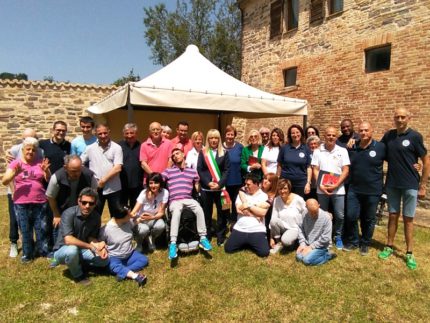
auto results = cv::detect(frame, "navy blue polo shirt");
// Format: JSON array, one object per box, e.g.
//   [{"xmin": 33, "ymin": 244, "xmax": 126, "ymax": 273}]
[
  {"xmin": 278, "ymin": 143, "xmax": 311, "ymax": 187},
  {"xmin": 349, "ymin": 139, "xmax": 386, "ymax": 195},
  {"xmin": 39, "ymin": 139, "xmax": 71, "ymax": 174},
  {"xmin": 381, "ymin": 128, "xmax": 427, "ymax": 190}
]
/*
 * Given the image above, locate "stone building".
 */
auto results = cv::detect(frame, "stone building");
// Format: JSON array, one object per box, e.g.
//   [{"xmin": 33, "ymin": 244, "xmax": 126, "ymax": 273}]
[{"xmin": 238, "ymin": 0, "xmax": 430, "ymax": 146}]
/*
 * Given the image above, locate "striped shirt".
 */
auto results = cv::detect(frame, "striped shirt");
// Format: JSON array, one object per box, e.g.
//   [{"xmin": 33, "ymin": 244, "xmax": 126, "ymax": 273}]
[{"xmin": 162, "ymin": 165, "xmax": 199, "ymax": 201}]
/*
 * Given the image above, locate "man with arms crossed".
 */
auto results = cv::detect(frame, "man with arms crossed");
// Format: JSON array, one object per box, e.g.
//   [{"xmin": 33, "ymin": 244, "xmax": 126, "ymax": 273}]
[{"xmin": 378, "ymin": 108, "xmax": 429, "ymax": 269}]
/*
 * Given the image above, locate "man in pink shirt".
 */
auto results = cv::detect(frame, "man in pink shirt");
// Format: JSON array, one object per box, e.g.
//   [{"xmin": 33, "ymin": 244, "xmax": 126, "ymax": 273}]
[
  {"xmin": 171, "ymin": 121, "xmax": 193, "ymax": 156},
  {"xmin": 140, "ymin": 122, "xmax": 173, "ymax": 183}
]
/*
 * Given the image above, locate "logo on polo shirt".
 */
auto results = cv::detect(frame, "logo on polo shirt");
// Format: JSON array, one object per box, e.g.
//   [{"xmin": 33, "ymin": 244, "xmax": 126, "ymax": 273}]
[
  {"xmin": 402, "ymin": 139, "xmax": 410, "ymax": 147},
  {"xmin": 299, "ymin": 152, "xmax": 305, "ymax": 158},
  {"xmin": 369, "ymin": 151, "xmax": 376, "ymax": 157}
]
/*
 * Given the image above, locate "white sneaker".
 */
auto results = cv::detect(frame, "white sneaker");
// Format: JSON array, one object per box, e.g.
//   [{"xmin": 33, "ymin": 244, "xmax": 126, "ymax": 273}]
[
  {"xmin": 270, "ymin": 243, "xmax": 283, "ymax": 255},
  {"xmin": 9, "ymin": 243, "xmax": 18, "ymax": 258}
]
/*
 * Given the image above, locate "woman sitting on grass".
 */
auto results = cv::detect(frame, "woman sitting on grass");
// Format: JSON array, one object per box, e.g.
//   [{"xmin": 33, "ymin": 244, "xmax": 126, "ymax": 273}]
[
  {"xmin": 269, "ymin": 179, "xmax": 306, "ymax": 254},
  {"xmin": 261, "ymin": 172, "xmax": 279, "ymax": 240},
  {"xmin": 99, "ymin": 204, "xmax": 148, "ymax": 287}
]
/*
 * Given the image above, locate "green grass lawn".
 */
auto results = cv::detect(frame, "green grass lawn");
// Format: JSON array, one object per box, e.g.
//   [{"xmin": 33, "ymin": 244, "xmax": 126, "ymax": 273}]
[{"xmin": 0, "ymin": 196, "xmax": 429, "ymax": 322}]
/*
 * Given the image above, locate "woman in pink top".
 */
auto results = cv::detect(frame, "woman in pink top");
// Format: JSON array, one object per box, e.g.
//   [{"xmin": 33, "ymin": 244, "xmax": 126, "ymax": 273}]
[{"xmin": 2, "ymin": 137, "xmax": 51, "ymax": 263}]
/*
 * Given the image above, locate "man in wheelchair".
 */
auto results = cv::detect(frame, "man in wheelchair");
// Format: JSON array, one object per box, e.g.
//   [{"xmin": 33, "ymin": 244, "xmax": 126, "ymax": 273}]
[{"xmin": 162, "ymin": 148, "xmax": 212, "ymax": 260}]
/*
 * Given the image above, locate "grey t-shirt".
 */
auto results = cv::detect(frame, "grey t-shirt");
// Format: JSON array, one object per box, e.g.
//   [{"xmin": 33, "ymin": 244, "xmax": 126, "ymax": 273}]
[
  {"xmin": 98, "ymin": 218, "xmax": 136, "ymax": 259},
  {"xmin": 298, "ymin": 209, "xmax": 332, "ymax": 249}
]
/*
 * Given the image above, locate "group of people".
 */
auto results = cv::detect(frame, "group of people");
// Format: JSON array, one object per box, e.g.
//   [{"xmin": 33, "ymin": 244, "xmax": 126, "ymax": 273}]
[{"xmin": 2, "ymin": 107, "xmax": 428, "ymax": 286}]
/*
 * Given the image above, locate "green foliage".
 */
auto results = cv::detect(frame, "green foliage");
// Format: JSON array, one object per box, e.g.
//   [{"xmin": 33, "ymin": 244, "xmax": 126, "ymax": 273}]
[
  {"xmin": 143, "ymin": 0, "xmax": 242, "ymax": 78},
  {"xmin": 43, "ymin": 76, "xmax": 55, "ymax": 83},
  {"xmin": 0, "ymin": 72, "xmax": 28, "ymax": 81},
  {"xmin": 112, "ymin": 68, "xmax": 140, "ymax": 86}
]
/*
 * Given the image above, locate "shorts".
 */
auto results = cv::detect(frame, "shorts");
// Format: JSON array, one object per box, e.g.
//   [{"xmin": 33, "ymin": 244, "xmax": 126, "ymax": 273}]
[{"xmin": 386, "ymin": 187, "xmax": 418, "ymax": 218}]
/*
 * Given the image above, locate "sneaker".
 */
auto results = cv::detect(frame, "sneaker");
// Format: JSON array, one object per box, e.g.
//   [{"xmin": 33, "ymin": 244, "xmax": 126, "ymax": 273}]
[
  {"xmin": 75, "ymin": 275, "xmax": 91, "ymax": 286},
  {"xmin": 406, "ymin": 253, "xmax": 417, "ymax": 270},
  {"xmin": 199, "ymin": 237, "xmax": 212, "ymax": 251},
  {"xmin": 329, "ymin": 252, "xmax": 337, "ymax": 261},
  {"xmin": 9, "ymin": 243, "xmax": 18, "ymax": 258},
  {"xmin": 378, "ymin": 246, "xmax": 394, "ymax": 260},
  {"xmin": 21, "ymin": 256, "xmax": 32, "ymax": 264},
  {"xmin": 168, "ymin": 243, "xmax": 178, "ymax": 260},
  {"xmin": 135, "ymin": 274, "xmax": 147, "ymax": 287},
  {"xmin": 342, "ymin": 244, "xmax": 358, "ymax": 252},
  {"xmin": 49, "ymin": 258, "xmax": 59, "ymax": 269},
  {"xmin": 360, "ymin": 245, "xmax": 369, "ymax": 256},
  {"xmin": 270, "ymin": 243, "xmax": 283, "ymax": 255},
  {"xmin": 335, "ymin": 236, "xmax": 344, "ymax": 250}
]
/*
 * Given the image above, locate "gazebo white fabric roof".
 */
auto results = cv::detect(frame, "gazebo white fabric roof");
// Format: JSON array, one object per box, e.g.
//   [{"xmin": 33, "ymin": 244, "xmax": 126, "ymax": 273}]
[{"xmin": 87, "ymin": 45, "xmax": 308, "ymax": 116}]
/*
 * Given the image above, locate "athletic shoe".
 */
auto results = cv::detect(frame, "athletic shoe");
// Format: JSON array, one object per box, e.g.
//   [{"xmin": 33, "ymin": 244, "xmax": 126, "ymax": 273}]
[
  {"xmin": 406, "ymin": 253, "xmax": 417, "ymax": 270},
  {"xmin": 75, "ymin": 275, "xmax": 91, "ymax": 286},
  {"xmin": 329, "ymin": 252, "xmax": 337, "ymax": 261},
  {"xmin": 9, "ymin": 243, "xmax": 18, "ymax": 258},
  {"xmin": 199, "ymin": 237, "xmax": 212, "ymax": 251},
  {"xmin": 49, "ymin": 258, "xmax": 59, "ymax": 269},
  {"xmin": 342, "ymin": 244, "xmax": 358, "ymax": 252},
  {"xmin": 270, "ymin": 243, "xmax": 283, "ymax": 255},
  {"xmin": 21, "ymin": 256, "xmax": 32, "ymax": 264},
  {"xmin": 378, "ymin": 246, "xmax": 394, "ymax": 260},
  {"xmin": 135, "ymin": 274, "xmax": 147, "ymax": 287},
  {"xmin": 335, "ymin": 236, "xmax": 344, "ymax": 250},
  {"xmin": 168, "ymin": 243, "xmax": 178, "ymax": 260},
  {"xmin": 360, "ymin": 245, "xmax": 369, "ymax": 256}
]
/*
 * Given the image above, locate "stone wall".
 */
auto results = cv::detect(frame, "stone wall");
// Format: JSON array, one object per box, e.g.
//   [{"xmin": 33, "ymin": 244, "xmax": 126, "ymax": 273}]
[
  {"xmin": 0, "ymin": 79, "xmax": 116, "ymax": 194},
  {"xmin": 239, "ymin": 0, "xmax": 430, "ymax": 206}
]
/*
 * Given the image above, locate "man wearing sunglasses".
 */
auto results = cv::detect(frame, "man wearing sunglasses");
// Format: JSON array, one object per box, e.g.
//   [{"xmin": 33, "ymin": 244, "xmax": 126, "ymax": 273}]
[{"xmin": 52, "ymin": 188, "xmax": 108, "ymax": 285}]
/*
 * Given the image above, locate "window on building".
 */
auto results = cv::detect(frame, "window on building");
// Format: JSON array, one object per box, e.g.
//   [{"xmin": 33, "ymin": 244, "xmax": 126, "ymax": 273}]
[
  {"xmin": 270, "ymin": 0, "xmax": 283, "ymax": 38},
  {"xmin": 286, "ymin": 0, "xmax": 299, "ymax": 30},
  {"xmin": 329, "ymin": 0, "xmax": 343, "ymax": 15},
  {"xmin": 283, "ymin": 67, "xmax": 297, "ymax": 87},
  {"xmin": 310, "ymin": 0, "xmax": 324, "ymax": 23},
  {"xmin": 365, "ymin": 45, "xmax": 391, "ymax": 73}
]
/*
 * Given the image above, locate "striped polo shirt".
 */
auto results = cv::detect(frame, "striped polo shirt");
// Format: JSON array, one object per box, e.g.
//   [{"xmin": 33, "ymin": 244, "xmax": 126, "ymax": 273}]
[{"xmin": 162, "ymin": 165, "xmax": 199, "ymax": 201}]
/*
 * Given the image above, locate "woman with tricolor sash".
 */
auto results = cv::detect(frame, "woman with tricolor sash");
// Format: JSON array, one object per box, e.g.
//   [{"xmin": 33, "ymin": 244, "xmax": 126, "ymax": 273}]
[{"xmin": 197, "ymin": 129, "xmax": 231, "ymax": 246}]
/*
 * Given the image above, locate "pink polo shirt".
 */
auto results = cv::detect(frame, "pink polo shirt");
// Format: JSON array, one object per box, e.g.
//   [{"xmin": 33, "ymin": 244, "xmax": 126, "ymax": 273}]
[
  {"xmin": 139, "ymin": 137, "xmax": 173, "ymax": 177},
  {"xmin": 171, "ymin": 136, "xmax": 193, "ymax": 156}
]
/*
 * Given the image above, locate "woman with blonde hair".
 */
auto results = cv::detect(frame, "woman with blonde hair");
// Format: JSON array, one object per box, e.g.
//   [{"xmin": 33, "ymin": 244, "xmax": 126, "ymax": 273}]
[
  {"xmin": 197, "ymin": 129, "xmax": 230, "ymax": 245},
  {"xmin": 241, "ymin": 129, "xmax": 264, "ymax": 181},
  {"xmin": 185, "ymin": 131, "xmax": 204, "ymax": 169}
]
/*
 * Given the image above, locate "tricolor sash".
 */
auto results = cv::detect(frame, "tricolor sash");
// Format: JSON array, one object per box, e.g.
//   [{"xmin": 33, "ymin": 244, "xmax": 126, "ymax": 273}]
[{"xmin": 203, "ymin": 149, "xmax": 231, "ymax": 210}]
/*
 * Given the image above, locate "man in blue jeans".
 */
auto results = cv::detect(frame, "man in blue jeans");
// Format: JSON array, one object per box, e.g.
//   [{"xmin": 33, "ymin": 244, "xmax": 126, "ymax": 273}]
[
  {"xmin": 378, "ymin": 108, "xmax": 430, "ymax": 270},
  {"xmin": 311, "ymin": 127, "xmax": 350, "ymax": 250},
  {"xmin": 296, "ymin": 199, "xmax": 336, "ymax": 266},
  {"xmin": 344, "ymin": 122, "xmax": 385, "ymax": 256},
  {"xmin": 53, "ymin": 188, "xmax": 109, "ymax": 285}
]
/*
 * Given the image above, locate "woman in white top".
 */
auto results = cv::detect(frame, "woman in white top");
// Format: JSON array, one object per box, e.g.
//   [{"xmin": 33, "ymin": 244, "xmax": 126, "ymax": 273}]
[
  {"xmin": 262, "ymin": 128, "xmax": 284, "ymax": 175},
  {"xmin": 185, "ymin": 131, "xmax": 204, "ymax": 169},
  {"xmin": 269, "ymin": 179, "xmax": 306, "ymax": 254},
  {"xmin": 131, "ymin": 172, "xmax": 168, "ymax": 252}
]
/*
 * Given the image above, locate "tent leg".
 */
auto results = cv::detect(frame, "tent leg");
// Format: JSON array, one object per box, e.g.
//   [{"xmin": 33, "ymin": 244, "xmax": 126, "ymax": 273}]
[
  {"xmin": 303, "ymin": 115, "xmax": 307, "ymax": 130},
  {"xmin": 127, "ymin": 95, "xmax": 133, "ymax": 122}
]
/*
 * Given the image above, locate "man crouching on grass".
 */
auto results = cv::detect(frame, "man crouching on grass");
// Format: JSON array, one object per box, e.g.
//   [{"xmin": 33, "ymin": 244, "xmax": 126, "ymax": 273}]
[
  {"xmin": 52, "ymin": 188, "xmax": 109, "ymax": 285},
  {"xmin": 296, "ymin": 199, "xmax": 336, "ymax": 266}
]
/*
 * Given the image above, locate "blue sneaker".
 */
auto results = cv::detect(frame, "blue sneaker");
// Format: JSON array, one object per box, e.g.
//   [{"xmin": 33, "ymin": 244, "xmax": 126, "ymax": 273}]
[
  {"xmin": 168, "ymin": 243, "xmax": 178, "ymax": 260},
  {"xmin": 335, "ymin": 236, "xmax": 344, "ymax": 250},
  {"xmin": 199, "ymin": 237, "xmax": 212, "ymax": 251}
]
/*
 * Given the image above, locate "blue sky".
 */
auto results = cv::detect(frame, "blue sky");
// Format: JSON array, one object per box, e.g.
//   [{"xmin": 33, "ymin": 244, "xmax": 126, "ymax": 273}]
[{"xmin": 0, "ymin": 0, "xmax": 175, "ymax": 85}]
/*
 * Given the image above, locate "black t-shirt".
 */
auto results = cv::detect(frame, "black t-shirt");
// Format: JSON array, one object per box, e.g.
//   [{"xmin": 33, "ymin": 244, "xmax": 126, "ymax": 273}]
[
  {"xmin": 349, "ymin": 139, "xmax": 386, "ymax": 195},
  {"xmin": 39, "ymin": 139, "xmax": 71, "ymax": 173},
  {"xmin": 381, "ymin": 128, "xmax": 427, "ymax": 190}
]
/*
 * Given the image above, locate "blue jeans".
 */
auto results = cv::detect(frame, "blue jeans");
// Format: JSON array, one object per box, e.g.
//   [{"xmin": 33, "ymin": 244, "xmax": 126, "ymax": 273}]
[
  {"xmin": 14, "ymin": 203, "xmax": 49, "ymax": 259},
  {"xmin": 317, "ymin": 194, "xmax": 344, "ymax": 238},
  {"xmin": 54, "ymin": 245, "xmax": 109, "ymax": 278},
  {"xmin": 296, "ymin": 248, "xmax": 331, "ymax": 266},
  {"xmin": 109, "ymin": 250, "xmax": 148, "ymax": 280},
  {"xmin": 345, "ymin": 191, "xmax": 379, "ymax": 247}
]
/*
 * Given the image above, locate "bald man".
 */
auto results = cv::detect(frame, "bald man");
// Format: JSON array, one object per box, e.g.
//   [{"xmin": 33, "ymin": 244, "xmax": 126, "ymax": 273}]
[
  {"xmin": 343, "ymin": 122, "xmax": 385, "ymax": 256},
  {"xmin": 378, "ymin": 108, "xmax": 430, "ymax": 270},
  {"xmin": 139, "ymin": 122, "xmax": 173, "ymax": 184},
  {"xmin": 311, "ymin": 126, "xmax": 350, "ymax": 250}
]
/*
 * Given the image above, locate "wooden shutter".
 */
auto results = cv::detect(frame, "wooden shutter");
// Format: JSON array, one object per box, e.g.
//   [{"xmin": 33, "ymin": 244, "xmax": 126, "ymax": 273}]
[
  {"xmin": 310, "ymin": 0, "xmax": 324, "ymax": 23},
  {"xmin": 270, "ymin": 0, "xmax": 283, "ymax": 38}
]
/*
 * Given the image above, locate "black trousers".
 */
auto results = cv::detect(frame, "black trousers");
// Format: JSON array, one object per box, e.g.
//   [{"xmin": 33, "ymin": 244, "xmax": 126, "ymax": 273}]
[
  {"xmin": 97, "ymin": 190, "xmax": 122, "ymax": 217},
  {"xmin": 120, "ymin": 186, "xmax": 142, "ymax": 209},
  {"xmin": 200, "ymin": 190, "xmax": 227, "ymax": 243},
  {"xmin": 224, "ymin": 229, "xmax": 270, "ymax": 257}
]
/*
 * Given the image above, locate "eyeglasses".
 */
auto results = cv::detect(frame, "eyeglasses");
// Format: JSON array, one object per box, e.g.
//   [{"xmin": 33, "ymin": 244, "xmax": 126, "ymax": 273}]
[{"xmin": 80, "ymin": 200, "xmax": 95, "ymax": 206}]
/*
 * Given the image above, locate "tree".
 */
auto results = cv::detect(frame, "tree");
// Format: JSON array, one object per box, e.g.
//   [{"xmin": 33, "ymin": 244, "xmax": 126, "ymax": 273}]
[
  {"xmin": 112, "ymin": 69, "xmax": 140, "ymax": 87},
  {"xmin": 143, "ymin": 0, "xmax": 242, "ymax": 79},
  {"xmin": 43, "ymin": 76, "xmax": 55, "ymax": 82},
  {"xmin": 0, "ymin": 72, "xmax": 28, "ymax": 81}
]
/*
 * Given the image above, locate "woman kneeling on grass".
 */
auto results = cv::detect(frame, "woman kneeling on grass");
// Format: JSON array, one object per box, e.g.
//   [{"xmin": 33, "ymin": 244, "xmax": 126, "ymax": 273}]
[
  {"xmin": 269, "ymin": 179, "xmax": 306, "ymax": 254},
  {"xmin": 99, "ymin": 204, "xmax": 148, "ymax": 287}
]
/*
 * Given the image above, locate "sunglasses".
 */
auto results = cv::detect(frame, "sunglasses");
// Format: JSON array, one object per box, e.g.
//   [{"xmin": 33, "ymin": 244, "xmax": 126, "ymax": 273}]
[{"xmin": 80, "ymin": 200, "xmax": 95, "ymax": 206}]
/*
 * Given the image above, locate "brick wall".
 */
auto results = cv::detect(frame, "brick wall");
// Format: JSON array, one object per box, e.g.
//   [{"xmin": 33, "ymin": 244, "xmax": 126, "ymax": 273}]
[{"xmin": 239, "ymin": 0, "xmax": 430, "ymax": 206}]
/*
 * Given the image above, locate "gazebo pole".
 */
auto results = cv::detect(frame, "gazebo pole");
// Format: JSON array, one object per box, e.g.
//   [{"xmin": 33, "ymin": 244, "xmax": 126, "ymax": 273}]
[
  {"xmin": 303, "ymin": 115, "xmax": 307, "ymax": 130},
  {"xmin": 126, "ymin": 84, "xmax": 133, "ymax": 122}
]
